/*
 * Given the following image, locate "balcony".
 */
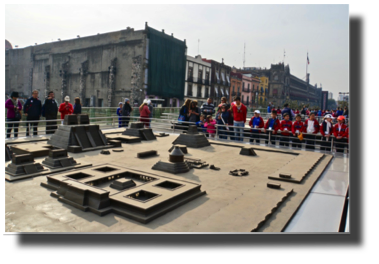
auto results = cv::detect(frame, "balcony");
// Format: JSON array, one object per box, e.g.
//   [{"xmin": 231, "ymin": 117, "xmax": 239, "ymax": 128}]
[
  {"xmin": 204, "ymin": 79, "xmax": 210, "ymax": 86},
  {"xmin": 242, "ymin": 88, "xmax": 250, "ymax": 93},
  {"xmin": 197, "ymin": 78, "xmax": 203, "ymax": 84},
  {"xmin": 232, "ymin": 91, "xmax": 236, "ymax": 96},
  {"xmin": 237, "ymin": 92, "xmax": 241, "ymax": 96},
  {"xmin": 187, "ymin": 76, "xmax": 194, "ymax": 83}
]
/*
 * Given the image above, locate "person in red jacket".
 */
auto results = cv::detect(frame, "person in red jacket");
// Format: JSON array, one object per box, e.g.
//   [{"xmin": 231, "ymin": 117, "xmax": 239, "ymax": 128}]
[
  {"xmin": 248, "ymin": 110, "xmax": 264, "ymax": 144},
  {"xmin": 279, "ymin": 113, "xmax": 292, "ymax": 146},
  {"xmin": 320, "ymin": 114, "xmax": 334, "ymax": 152},
  {"xmin": 292, "ymin": 114, "xmax": 304, "ymax": 149},
  {"xmin": 230, "ymin": 96, "xmax": 247, "ymax": 141},
  {"xmin": 139, "ymin": 99, "xmax": 151, "ymax": 128},
  {"xmin": 303, "ymin": 111, "xmax": 320, "ymax": 150},
  {"xmin": 333, "ymin": 115, "xmax": 348, "ymax": 153},
  {"xmin": 264, "ymin": 110, "xmax": 280, "ymax": 145},
  {"xmin": 59, "ymin": 96, "xmax": 74, "ymax": 123}
]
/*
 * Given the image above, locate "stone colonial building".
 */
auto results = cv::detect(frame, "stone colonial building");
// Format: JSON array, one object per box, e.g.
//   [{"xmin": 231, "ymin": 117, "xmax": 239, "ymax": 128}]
[
  {"xmin": 241, "ymin": 63, "xmax": 325, "ymax": 108},
  {"xmin": 5, "ymin": 23, "xmax": 187, "ymax": 107},
  {"xmin": 184, "ymin": 55, "xmax": 212, "ymax": 106},
  {"xmin": 202, "ymin": 58, "xmax": 231, "ymax": 106}
]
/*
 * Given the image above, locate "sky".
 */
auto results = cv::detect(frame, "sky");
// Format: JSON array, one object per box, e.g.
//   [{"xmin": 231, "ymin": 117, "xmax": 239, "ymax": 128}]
[{"xmin": 4, "ymin": 4, "xmax": 349, "ymax": 97}]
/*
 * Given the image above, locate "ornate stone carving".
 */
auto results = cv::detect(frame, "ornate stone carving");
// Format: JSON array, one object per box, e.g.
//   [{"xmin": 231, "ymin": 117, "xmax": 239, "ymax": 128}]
[
  {"xmin": 131, "ymin": 55, "xmax": 142, "ymax": 105},
  {"xmin": 60, "ymin": 58, "xmax": 70, "ymax": 102},
  {"xmin": 107, "ymin": 58, "xmax": 117, "ymax": 107},
  {"xmin": 79, "ymin": 61, "xmax": 88, "ymax": 104}
]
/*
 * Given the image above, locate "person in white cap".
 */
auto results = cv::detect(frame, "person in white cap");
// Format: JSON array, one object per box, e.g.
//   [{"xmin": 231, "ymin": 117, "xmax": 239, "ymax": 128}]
[
  {"xmin": 248, "ymin": 110, "xmax": 264, "ymax": 144},
  {"xmin": 122, "ymin": 98, "xmax": 133, "ymax": 127},
  {"xmin": 320, "ymin": 114, "xmax": 334, "ymax": 151},
  {"xmin": 139, "ymin": 99, "xmax": 151, "ymax": 128},
  {"xmin": 58, "ymin": 96, "xmax": 73, "ymax": 123}
]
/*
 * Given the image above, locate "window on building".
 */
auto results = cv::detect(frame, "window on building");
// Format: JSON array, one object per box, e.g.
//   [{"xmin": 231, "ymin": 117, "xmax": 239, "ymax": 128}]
[
  {"xmin": 242, "ymin": 95, "xmax": 244, "ymax": 102},
  {"xmin": 248, "ymin": 83, "xmax": 250, "ymax": 89},
  {"xmin": 188, "ymin": 67, "xmax": 193, "ymax": 78},
  {"xmin": 242, "ymin": 82, "xmax": 245, "ymax": 89},
  {"xmin": 84, "ymin": 98, "xmax": 90, "ymax": 107},
  {"xmin": 266, "ymin": 79, "xmax": 268, "ymax": 84},
  {"xmin": 247, "ymin": 96, "xmax": 249, "ymax": 104},
  {"xmin": 98, "ymin": 98, "xmax": 103, "ymax": 107},
  {"xmin": 198, "ymin": 69, "xmax": 203, "ymax": 80},
  {"xmin": 253, "ymin": 84, "xmax": 255, "ymax": 91},
  {"xmin": 215, "ymin": 71, "xmax": 220, "ymax": 81},
  {"xmin": 205, "ymin": 87, "xmax": 209, "ymax": 98},
  {"xmin": 197, "ymin": 86, "xmax": 202, "ymax": 97},
  {"xmin": 215, "ymin": 86, "xmax": 219, "ymax": 97},
  {"xmin": 188, "ymin": 84, "xmax": 193, "ymax": 96},
  {"xmin": 221, "ymin": 88, "xmax": 225, "ymax": 96},
  {"xmin": 205, "ymin": 71, "xmax": 209, "ymax": 81},
  {"xmin": 233, "ymin": 85, "xmax": 235, "ymax": 92}
]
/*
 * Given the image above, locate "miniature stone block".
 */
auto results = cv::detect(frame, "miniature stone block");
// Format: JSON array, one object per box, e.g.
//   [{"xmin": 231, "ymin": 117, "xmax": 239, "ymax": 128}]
[
  {"xmin": 6, "ymin": 144, "xmax": 12, "ymax": 162},
  {"xmin": 64, "ymin": 114, "xmax": 78, "ymax": 125},
  {"xmin": 49, "ymin": 149, "xmax": 68, "ymax": 159},
  {"xmin": 100, "ymin": 150, "xmax": 111, "ymax": 155},
  {"xmin": 12, "ymin": 153, "xmax": 34, "ymax": 165},
  {"xmin": 137, "ymin": 150, "xmax": 158, "ymax": 158},
  {"xmin": 267, "ymin": 182, "xmax": 281, "ymax": 189},
  {"xmin": 108, "ymin": 140, "xmax": 122, "ymax": 148},
  {"xmin": 239, "ymin": 147, "xmax": 257, "ymax": 156},
  {"xmin": 77, "ymin": 114, "xmax": 90, "ymax": 124},
  {"xmin": 169, "ymin": 146, "xmax": 184, "ymax": 163},
  {"xmin": 279, "ymin": 173, "xmax": 292, "ymax": 179},
  {"xmin": 130, "ymin": 122, "xmax": 145, "ymax": 129},
  {"xmin": 110, "ymin": 179, "xmax": 136, "ymax": 190},
  {"xmin": 68, "ymin": 146, "xmax": 82, "ymax": 153}
]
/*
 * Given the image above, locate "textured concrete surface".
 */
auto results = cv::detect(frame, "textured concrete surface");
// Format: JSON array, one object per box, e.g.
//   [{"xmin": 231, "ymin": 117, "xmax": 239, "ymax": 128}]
[{"xmin": 5, "ymin": 135, "xmax": 336, "ymax": 232}]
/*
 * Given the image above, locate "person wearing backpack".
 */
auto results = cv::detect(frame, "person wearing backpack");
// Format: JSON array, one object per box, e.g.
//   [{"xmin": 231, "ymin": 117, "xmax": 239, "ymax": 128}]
[{"xmin": 5, "ymin": 91, "xmax": 23, "ymax": 138}]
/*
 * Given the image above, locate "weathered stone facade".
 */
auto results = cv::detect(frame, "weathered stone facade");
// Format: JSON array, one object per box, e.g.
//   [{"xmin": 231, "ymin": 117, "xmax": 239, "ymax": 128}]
[{"xmin": 5, "ymin": 27, "xmax": 148, "ymax": 106}]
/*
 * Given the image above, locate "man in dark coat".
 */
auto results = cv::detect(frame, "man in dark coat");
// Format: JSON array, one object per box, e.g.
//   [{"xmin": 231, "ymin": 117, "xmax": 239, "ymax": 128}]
[
  {"xmin": 23, "ymin": 90, "xmax": 42, "ymax": 136},
  {"xmin": 42, "ymin": 91, "xmax": 58, "ymax": 134}
]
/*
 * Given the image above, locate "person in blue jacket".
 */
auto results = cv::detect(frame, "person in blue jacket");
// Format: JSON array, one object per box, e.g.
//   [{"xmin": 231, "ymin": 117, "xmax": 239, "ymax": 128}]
[
  {"xmin": 23, "ymin": 90, "xmax": 42, "ymax": 136},
  {"xmin": 117, "ymin": 102, "xmax": 123, "ymax": 127}
]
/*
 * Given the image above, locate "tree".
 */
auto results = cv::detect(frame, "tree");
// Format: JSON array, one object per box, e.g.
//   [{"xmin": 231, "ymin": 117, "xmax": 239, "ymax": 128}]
[
  {"xmin": 338, "ymin": 100, "xmax": 349, "ymax": 109},
  {"xmin": 328, "ymin": 99, "xmax": 337, "ymax": 110}
]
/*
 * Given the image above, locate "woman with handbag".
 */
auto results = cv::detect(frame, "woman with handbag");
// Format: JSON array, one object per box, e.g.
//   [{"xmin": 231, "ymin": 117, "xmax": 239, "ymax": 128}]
[
  {"xmin": 178, "ymin": 99, "xmax": 191, "ymax": 128},
  {"xmin": 5, "ymin": 91, "xmax": 23, "ymax": 138}
]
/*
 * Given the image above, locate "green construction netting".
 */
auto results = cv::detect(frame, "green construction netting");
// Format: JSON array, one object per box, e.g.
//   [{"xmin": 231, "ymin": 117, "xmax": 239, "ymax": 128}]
[{"xmin": 147, "ymin": 27, "xmax": 186, "ymax": 100}]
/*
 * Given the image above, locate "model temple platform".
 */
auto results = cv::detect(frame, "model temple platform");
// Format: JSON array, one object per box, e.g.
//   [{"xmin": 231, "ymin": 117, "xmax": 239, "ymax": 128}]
[
  {"xmin": 122, "ymin": 122, "xmax": 156, "ymax": 141},
  {"xmin": 152, "ymin": 146, "xmax": 191, "ymax": 174},
  {"xmin": 41, "ymin": 164, "xmax": 206, "ymax": 224},
  {"xmin": 172, "ymin": 125, "xmax": 210, "ymax": 148},
  {"xmin": 48, "ymin": 124, "xmax": 116, "ymax": 153}
]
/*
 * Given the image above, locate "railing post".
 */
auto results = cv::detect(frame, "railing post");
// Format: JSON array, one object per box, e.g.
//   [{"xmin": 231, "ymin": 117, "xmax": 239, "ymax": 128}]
[
  {"xmin": 331, "ymin": 137, "xmax": 334, "ymax": 153},
  {"xmin": 268, "ymin": 131, "xmax": 271, "ymax": 145},
  {"xmin": 216, "ymin": 125, "xmax": 219, "ymax": 139},
  {"xmin": 173, "ymin": 122, "xmax": 175, "ymax": 134}
]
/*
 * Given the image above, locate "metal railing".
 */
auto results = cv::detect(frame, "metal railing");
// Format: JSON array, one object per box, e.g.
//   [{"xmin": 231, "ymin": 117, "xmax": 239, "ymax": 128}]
[{"xmin": 5, "ymin": 115, "xmax": 349, "ymax": 154}]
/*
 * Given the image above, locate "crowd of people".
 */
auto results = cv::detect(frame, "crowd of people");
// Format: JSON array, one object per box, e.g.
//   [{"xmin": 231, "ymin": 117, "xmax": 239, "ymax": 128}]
[
  {"xmin": 5, "ymin": 90, "xmax": 83, "ymax": 138},
  {"xmin": 176, "ymin": 97, "xmax": 349, "ymax": 153}
]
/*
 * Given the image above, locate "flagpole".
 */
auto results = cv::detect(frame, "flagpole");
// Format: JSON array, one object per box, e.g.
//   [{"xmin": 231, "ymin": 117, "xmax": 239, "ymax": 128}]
[{"xmin": 306, "ymin": 52, "xmax": 308, "ymax": 79}]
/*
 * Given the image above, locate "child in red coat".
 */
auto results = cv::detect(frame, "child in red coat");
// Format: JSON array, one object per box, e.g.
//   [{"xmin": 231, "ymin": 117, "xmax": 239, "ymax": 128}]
[
  {"xmin": 264, "ymin": 110, "xmax": 280, "ymax": 145},
  {"xmin": 204, "ymin": 115, "xmax": 216, "ymax": 138},
  {"xmin": 279, "ymin": 113, "xmax": 292, "ymax": 146},
  {"xmin": 303, "ymin": 112, "xmax": 320, "ymax": 150},
  {"xmin": 249, "ymin": 110, "xmax": 264, "ymax": 144},
  {"xmin": 292, "ymin": 114, "xmax": 304, "ymax": 148},
  {"xmin": 59, "ymin": 96, "xmax": 74, "ymax": 123},
  {"xmin": 333, "ymin": 116, "xmax": 348, "ymax": 153}
]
